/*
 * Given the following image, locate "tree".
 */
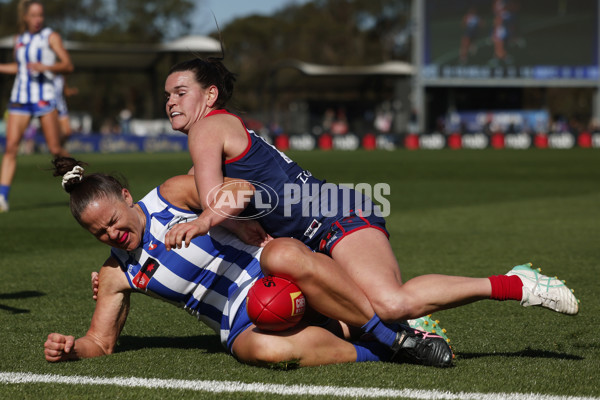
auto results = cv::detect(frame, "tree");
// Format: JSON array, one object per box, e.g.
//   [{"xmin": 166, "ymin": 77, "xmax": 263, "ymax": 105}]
[
  {"xmin": 218, "ymin": 0, "xmax": 411, "ymax": 114},
  {"xmin": 0, "ymin": 0, "xmax": 195, "ymax": 42},
  {"xmin": 1, "ymin": 0, "xmax": 412, "ymax": 130}
]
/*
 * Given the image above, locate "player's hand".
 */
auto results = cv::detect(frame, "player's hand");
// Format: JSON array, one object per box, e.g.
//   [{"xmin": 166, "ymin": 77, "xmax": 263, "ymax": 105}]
[
  {"xmin": 44, "ymin": 333, "xmax": 75, "ymax": 362},
  {"xmin": 27, "ymin": 62, "xmax": 47, "ymax": 72},
  {"xmin": 164, "ymin": 219, "xmax": 210, "ymax": 251},
  {"xmin": 91, "ymin": 271, "xmax": 99, "ymax": 301},
  {"xmin": 226, "ymin": 219, "xmax": 273, "ymax": 247}
]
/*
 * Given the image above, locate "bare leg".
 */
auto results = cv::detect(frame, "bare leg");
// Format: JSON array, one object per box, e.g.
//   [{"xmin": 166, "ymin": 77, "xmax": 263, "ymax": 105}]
[
  {"xmin": 59, "ymin": 115, "xmax": 72, "ymax": 146},
  {"xmin": 0, "ymin": 113, "xmax": 30, "ymax": 186},
  {"xmin": 330, "ymin": 228, "xmax": 407, "ymax": 321},
  {"xmin": 260, "ymin": 238, "xmax": 374, "ymax": 327},
  {"xmin": 263, "ymin": 237, "xmax": 493, "ymax": 323},
  {"xmin": 232, "ymin": 324, "xmax": 358, "ymax": 367},
  {"xmin": 331, "ymin": 228, "xmax": 492, "ymax": 321},
  {"xmin": 39, "ymin": 110, "xmax": 69, "ymax": 157},
  {"xmin": 394, "ymin": 274, "xmax": 491, "ymax": 318}
]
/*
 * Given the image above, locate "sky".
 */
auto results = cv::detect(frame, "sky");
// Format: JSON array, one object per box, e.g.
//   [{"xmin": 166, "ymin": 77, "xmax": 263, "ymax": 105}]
[{"xmin": 192, "ymin": 0, "xmax": 310, "ymax": 34}]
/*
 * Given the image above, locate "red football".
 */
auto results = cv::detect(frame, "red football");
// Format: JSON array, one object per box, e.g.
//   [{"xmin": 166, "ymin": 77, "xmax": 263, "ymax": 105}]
[{"xmin": 246, "ymin": 276, "xmax": 306, "ymax": 331}]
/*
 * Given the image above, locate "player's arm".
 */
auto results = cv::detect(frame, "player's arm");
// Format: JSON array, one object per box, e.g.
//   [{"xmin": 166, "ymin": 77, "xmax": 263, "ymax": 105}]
[
  {"xmin": 164, "ymin": 112, "xmax": 253, "ymax": 246},
  {"xmin": 64, "ymin": 81, "xmax": 79, "ymax": 97},
  {"xmin": 189, "ymin": 117, "xmax": 228, "ymax": 209},
  {"xmin": 160, "ymin": 175, "xmax": 253, "ymax": 210},
  {"xmin": 0, "ymin": 62, "xmax": 17, "ymax": 74},
  {"xmin": 0, "ymin": 36, "xmax": 18, "ymax": 74},
  {"xmin": 162, "ymin": 174, "xmax": 270, "ymax": 248},
  {"xmin": 29, "ymin": 32, "xmax": 73, "ymax": 75},
  {"xmin": 44, "ymin": 257, "xmax": 131, "ymax": 362},
  {"xmin": 164, "ymin": 120, "xmax": 236, "ymax": 244}
]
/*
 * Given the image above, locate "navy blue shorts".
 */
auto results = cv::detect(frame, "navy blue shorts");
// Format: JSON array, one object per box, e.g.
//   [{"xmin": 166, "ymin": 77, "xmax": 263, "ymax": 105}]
[
  {"xmin": 318, "ymin": 209, "xmax": 389, "ymax": 255},
  {"xmin": 9, "ymin": 100, "xmax": 56, "ymax": 117},
  {"xmin": 226, "ymin": 296, "xmax": 254, "ymax": 352}
]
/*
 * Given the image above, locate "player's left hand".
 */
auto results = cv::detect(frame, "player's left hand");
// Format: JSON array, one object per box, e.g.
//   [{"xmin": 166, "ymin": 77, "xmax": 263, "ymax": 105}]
[
  {"xmin": 226, "ymin": 219, "xmax": 273, "ymax": 247},
  {"xmin": 164, "ymin": 218, "xmax": 210, "ymax": 251}
]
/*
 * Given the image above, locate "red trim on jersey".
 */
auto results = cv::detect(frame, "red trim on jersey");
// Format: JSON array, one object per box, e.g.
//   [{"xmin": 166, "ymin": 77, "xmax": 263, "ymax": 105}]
[
  {"xmin": 323, "ymin": 210, "xmax": 390, "ymax": 254},
  {"xmin": 329, "ymin": 225, "xmax": 389, "ymax": 254},
  {"xmin": 205, "ymin": 109, "xmax": 252, "ymax": 164}
]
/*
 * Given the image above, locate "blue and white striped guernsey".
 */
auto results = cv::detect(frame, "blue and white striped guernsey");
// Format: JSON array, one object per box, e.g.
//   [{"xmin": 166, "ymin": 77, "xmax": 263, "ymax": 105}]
[
  {"xmin": 110, "ymin": 186, "xmax": 263, "ymax": 348},
  {"xmin": 10, "ymin": 27, "xmax": 57, "ymax": 104}
]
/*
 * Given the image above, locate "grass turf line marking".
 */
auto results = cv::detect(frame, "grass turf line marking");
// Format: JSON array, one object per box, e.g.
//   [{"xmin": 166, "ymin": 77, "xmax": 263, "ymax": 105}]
[{"xmin": 1, "ymin": 372, "xmax": 599, "ymax": 400}]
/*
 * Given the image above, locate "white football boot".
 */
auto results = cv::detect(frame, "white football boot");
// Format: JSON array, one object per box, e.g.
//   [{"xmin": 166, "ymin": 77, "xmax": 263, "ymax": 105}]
[
  {"xmin": 0, "ymin": 194, "xmax": 8, "ymax": 213},
  {"xmin": 506, "ymin": 263, "xmax": 579, "ymax": 315}
]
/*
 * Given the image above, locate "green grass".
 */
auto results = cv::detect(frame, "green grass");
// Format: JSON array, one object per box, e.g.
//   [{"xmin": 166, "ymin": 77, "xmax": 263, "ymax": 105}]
[{"xmin": 1, "ymin": 149, "xmax": 599, "ymax": 399}]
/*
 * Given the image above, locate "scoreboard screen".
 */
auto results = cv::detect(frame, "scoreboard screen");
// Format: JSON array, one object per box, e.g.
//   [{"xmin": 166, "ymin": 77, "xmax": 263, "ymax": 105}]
[{"xmin": 423, "ymin": 0, "xmax": 599, "ymax": 82}]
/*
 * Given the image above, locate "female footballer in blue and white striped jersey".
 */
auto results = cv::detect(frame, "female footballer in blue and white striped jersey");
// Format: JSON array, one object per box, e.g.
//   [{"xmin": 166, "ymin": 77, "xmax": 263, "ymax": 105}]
[
  {"xmin": 112, "ymin": 187, "xmax": 264, "ymax": 349},
  {"xmin": 0, "ymin": 0, "xmax": 73, "ymax": 212},
  {"xmin": 10, "ymin": 26, "xmax": 57, "ymax": 106}
]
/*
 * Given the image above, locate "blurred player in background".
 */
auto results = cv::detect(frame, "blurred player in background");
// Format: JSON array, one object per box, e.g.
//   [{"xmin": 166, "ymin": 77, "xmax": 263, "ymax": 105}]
[
  {"xmin": 459, "ymin": 7, "xmax": 482, "ymax": 64},
  {"xmin": 0, "ymin": 0, "xmax": 73, "ymax": 212},
  {"xmin": 54, "ymin": 74, "xmax": 78, "ymax": 146}
]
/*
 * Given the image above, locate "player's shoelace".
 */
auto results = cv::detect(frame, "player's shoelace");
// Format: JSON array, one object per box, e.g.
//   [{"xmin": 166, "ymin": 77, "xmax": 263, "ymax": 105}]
[{"xmin": 407, "ymin": 314, "xmax": 451, "ymax": 345}]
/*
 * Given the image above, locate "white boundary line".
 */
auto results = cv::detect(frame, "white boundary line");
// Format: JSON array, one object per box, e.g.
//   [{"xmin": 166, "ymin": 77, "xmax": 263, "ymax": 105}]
[{"xmin": 1, "ymin": 372, "xmax": 598, "ymax": 400}]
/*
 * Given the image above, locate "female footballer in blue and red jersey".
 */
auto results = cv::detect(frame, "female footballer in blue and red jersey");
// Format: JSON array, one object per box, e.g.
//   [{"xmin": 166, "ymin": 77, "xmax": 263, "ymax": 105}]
[
  {"xmin": 214, "ymin": 108, "xmax": 387, "ymax": 253},
  {"xmin": 160, "ymin": 56, "xmax": 579, "ymax": 367}
]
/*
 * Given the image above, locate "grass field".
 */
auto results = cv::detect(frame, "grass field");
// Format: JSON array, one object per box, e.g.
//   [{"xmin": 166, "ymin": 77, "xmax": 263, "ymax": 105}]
[{"xmin": 1, "ymin": 149, "xmax": 599, "ymax": 399}]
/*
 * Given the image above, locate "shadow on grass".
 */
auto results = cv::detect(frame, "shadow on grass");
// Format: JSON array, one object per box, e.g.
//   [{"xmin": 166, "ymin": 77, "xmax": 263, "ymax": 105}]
[
  {"xmin": 458, "ymin": 348, "xmax": 583, "ymax": 361},
  {"xmin": 116, "ymin": 335, "xmax": 223, "ymax": 354},
  {"xmin": 0, "ymin": 290, "xmax": 46, "ymax": 314}
]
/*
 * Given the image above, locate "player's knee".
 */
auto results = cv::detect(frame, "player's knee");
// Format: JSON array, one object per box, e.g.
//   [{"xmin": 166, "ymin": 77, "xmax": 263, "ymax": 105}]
[
  {"xmin": 261, "ymin": 238, "xmax": 308, "ymax": 279},
  {"xmin": 369, "ymin": 290, "xmax": 417, "ymax": 322},
  {"xmin": 3, "ymin": 142, "xmax": 19, "ymax": 156}
]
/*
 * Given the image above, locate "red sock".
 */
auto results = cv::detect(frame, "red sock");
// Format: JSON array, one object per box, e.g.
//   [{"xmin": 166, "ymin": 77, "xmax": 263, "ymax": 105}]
[{"xmin": 488, "ymin": 275, "xmax": 523, "ymax": 301}]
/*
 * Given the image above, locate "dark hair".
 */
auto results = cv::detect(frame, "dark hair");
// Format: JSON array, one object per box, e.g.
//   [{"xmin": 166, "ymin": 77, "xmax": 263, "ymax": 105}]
[
  {"xmin": 52, "ymin": 157, "xmax": 128, "ymax": 224},
  {"xmin": 168, "ymin": 56, "xmax": 237, "ymax": 110}
]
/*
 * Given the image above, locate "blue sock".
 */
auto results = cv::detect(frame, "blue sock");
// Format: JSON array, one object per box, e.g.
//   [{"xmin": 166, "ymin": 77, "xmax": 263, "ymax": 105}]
[
  {"xmin": 0, "ymin": 185, "xmax": 9, "ymax": 199},
  {"xmin": 361, "ymin": 314, "xmax": 396, "ymax": 348},
  {"xmin": 354, "ymin": 341, "xmax": 391, "ymax": 362}
]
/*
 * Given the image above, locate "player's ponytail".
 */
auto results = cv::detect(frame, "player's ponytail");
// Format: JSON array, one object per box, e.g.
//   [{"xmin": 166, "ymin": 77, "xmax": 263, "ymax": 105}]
[
  {"xmin": 53, "ymin": 157, "xmax": 87, "ymax": 193},
  {"xmin": 52, "ymin": 157, "xmax": 128, "ymax": 224}
]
